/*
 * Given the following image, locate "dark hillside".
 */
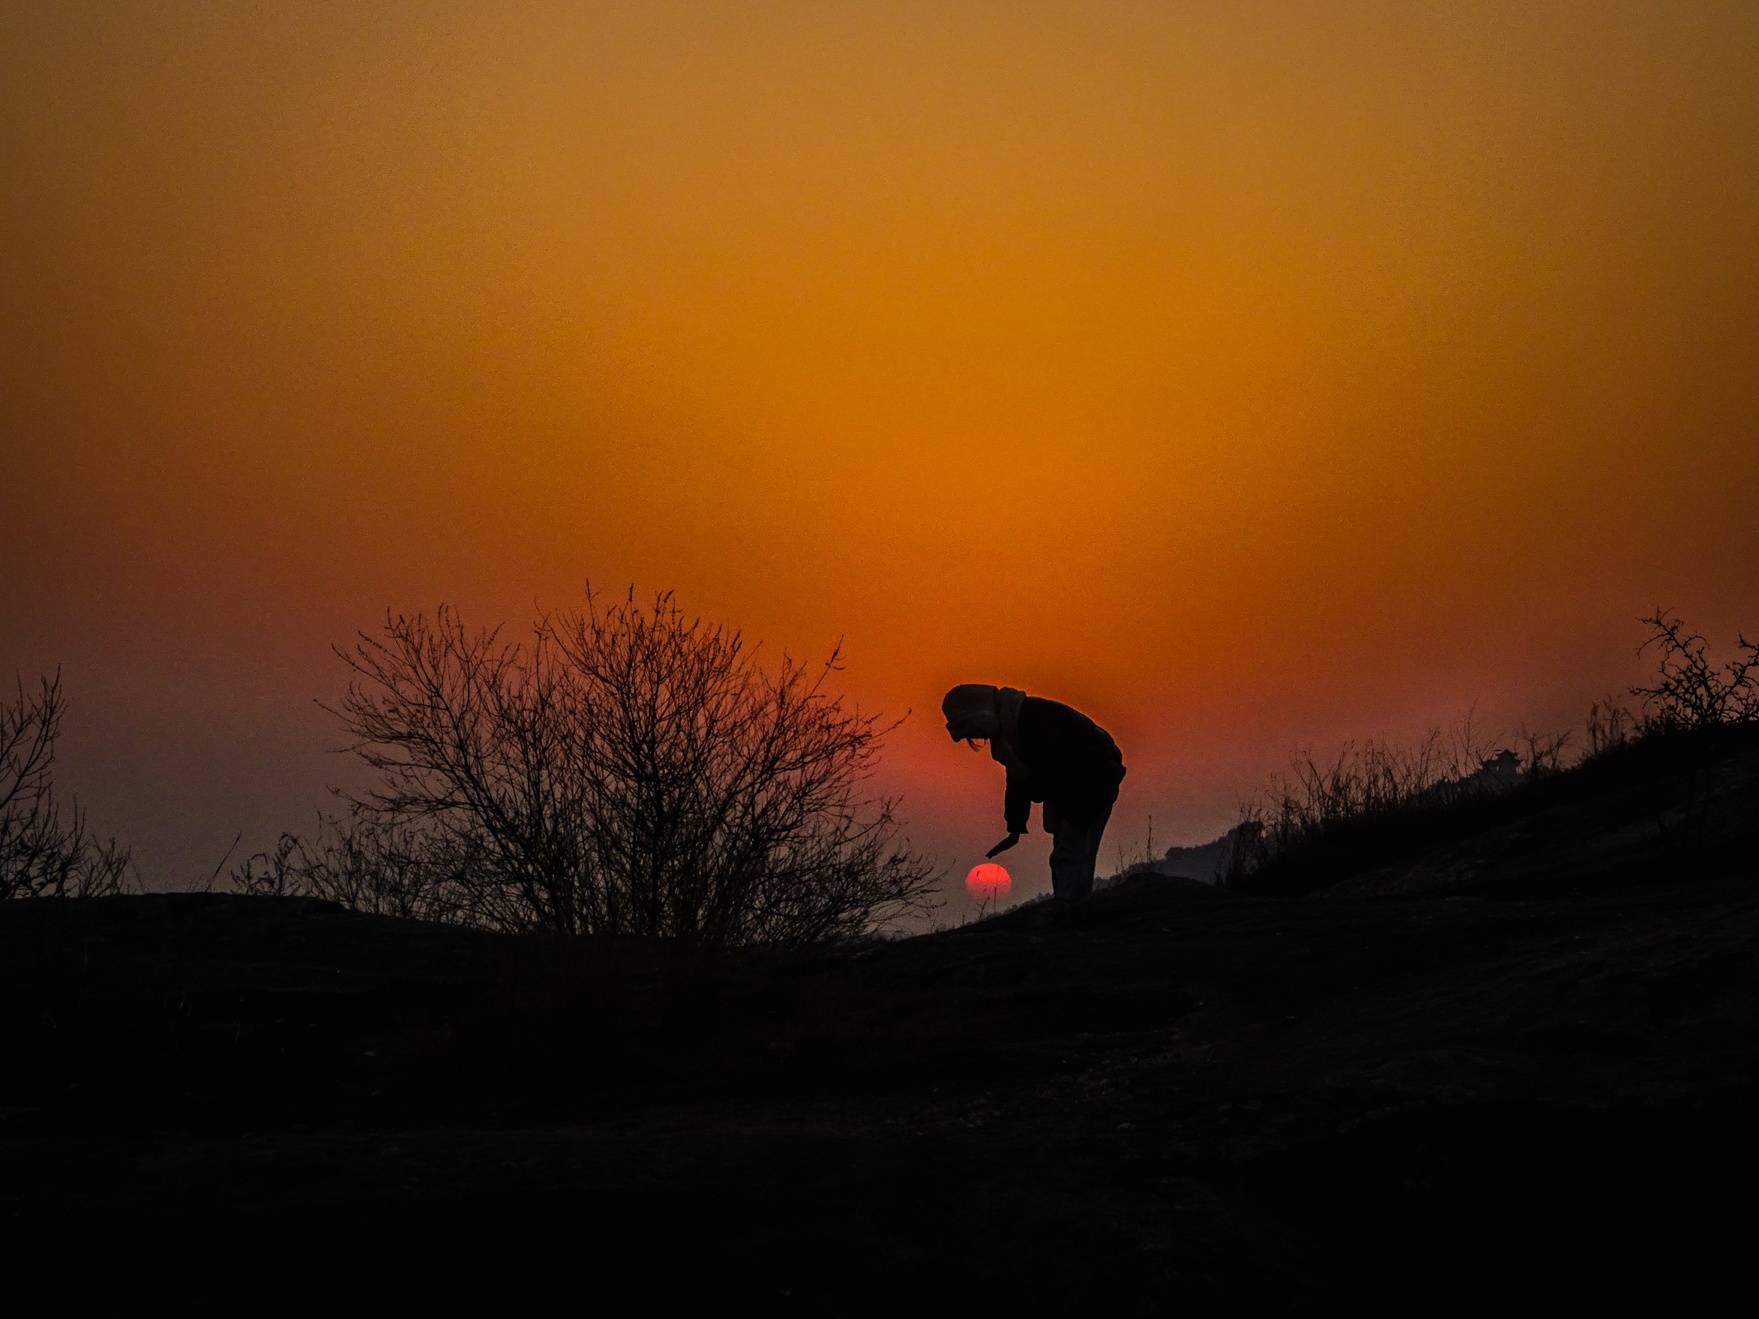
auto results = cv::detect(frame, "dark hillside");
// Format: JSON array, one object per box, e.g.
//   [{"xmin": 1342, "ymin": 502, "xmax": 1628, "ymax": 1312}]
[
  {"xmin": 1233, "ymin": 722, "xmax": 1759, "ymax": 898},
  {"xmin": 4, "ymin": 731, "xmax": 1758, "ymax": 1307}
]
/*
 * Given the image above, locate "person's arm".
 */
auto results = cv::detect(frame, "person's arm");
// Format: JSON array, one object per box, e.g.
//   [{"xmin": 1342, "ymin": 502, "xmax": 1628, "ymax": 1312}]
[
  {"xmin": 1003, "ymin": 765, "xmax": 1032, "ymax": 834},
  {"xmin": 986, "ymin": 764, "xmax": 1033, "ymax": 856}
]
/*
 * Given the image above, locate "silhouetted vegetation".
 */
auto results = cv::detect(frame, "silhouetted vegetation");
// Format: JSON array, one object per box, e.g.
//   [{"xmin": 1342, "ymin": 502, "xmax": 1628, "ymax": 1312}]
[
  {"xmin": 0, "ymin": 671, "xmax": 131, "ymax": 899},
  {"xmin": 9, "ymin": 613, "xmax": 1759, "ymax": 1307},
  {"xmin": 1222, "ymin": 722, "xmax": 1549, "ymax": 894},
  {"xmin": 235, "ymin": 591, "xmax": 937, "ymax": 945},
  {"xmin": 1629, "ymin": 608, "xmax": 1759, "ymax": 732},
  {"xmin": 1226, "ymin": 612, "xmax": 1757, "ymax": 894}
]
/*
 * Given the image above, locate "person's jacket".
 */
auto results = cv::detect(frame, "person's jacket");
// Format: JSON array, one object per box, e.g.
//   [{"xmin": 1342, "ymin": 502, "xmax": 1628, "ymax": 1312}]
[{"xmin": 999, "ymin": 697, "xmax": 1125, "ymax": 833}]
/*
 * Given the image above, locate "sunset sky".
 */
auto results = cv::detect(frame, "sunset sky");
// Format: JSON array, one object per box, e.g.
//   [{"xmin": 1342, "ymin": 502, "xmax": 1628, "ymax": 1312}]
[{"xmin": 4, "ymin": 2, "xmax": 1757, "ymax": 907}]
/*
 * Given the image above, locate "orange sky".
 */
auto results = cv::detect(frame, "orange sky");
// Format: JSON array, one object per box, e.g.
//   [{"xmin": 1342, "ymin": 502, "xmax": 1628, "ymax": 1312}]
[{"xmin": 4, "ymin": 2, "xmax": 1757, "ymax": 905}]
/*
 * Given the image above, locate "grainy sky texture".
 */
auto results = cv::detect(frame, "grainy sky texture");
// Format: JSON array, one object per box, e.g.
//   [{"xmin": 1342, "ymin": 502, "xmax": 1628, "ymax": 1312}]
[{"xmin": 4, "ymin": 2, "xmax": 1757, "ymax": 905}]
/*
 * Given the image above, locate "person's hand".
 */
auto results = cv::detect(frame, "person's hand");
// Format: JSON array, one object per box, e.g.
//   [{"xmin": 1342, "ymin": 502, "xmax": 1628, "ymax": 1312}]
[{"xmin": 985, "ymin": 832, "xmax": 1022, "ymax": 858}]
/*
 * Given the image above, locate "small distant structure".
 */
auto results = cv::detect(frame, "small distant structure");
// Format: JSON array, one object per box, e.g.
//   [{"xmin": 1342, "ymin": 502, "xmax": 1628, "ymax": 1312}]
[{"xmin": 1464, "ymin": 749, "xmax": 1523, "ymax": 794}]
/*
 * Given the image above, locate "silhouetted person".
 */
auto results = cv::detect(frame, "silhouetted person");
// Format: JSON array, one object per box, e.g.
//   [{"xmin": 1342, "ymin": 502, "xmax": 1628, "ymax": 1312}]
[{"xmin": 942, "ymin": 684, "xmax": 1126, "ymax": 901}]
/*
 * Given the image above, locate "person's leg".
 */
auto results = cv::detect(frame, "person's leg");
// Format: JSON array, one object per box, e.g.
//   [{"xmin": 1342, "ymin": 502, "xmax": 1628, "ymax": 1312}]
[
  {"xmin": 1049, "ymin": 804, "xmax": 1110, "ymax": 901},
  {"xmin": 1048, "ymin": 823, "xmax": 1081, "ymax": 899},
  {"xmin": 1074, "ymin": 803, "xmax": 1112, "ymax": 899}
]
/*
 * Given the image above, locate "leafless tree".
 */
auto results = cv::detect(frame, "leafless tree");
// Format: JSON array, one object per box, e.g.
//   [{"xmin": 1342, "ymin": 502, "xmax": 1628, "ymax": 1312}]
[
  {"xmin": 238, "ymin": 591, "xmax": 938, "ymax": 945},
  {"xmin": 1, "ymin": 671, "xmax": 131, "ymax": 899}
]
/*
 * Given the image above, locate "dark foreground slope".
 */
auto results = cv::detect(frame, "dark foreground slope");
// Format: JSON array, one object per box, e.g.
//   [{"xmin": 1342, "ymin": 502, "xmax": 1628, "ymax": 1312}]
[{"xmin": 4, "ymin": 731, "xmax": 1758, "ymax": 1308}]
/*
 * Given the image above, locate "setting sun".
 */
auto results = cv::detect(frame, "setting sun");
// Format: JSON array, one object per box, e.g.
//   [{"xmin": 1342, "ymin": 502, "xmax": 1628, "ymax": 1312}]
[{"xmin": 965, "ymin": 863, "xmax": 1012, "ymax": 902}]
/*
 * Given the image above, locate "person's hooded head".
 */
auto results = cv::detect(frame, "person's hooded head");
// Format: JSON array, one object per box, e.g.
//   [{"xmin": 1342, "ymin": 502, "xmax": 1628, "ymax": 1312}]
[{"xmin": 942, "ymin": 684, "xmax": 1026, "ymax": 746}]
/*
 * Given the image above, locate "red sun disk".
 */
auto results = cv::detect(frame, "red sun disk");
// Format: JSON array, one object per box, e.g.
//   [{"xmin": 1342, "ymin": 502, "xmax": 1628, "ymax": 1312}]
[{"xmin": 965, "ymin": 862, "xmax": 1012, "ymax": 899}]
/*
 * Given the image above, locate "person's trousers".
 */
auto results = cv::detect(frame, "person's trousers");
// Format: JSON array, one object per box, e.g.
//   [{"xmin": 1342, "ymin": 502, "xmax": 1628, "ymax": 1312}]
[{"xmin": 1046, "ymin": 802, "xmax": 1113, "ymax": 901}]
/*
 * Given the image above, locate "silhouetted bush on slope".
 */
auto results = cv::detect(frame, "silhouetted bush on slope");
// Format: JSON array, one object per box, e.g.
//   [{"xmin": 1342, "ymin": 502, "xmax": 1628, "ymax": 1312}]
[
  {"xmin": 235, "ymin": 590, "xmax": 937, "ymax": 946},
  {"xmin": 1222, "ymin": 731, "xmax": 1559, "ymax": 895},
  {"xmin": 1630, "ymin": 608, "xmax": 1759, "ymax": 732},
  {"xmin": 1226, "ymin": 612, "xmax": 1759, "ymax": 896}
]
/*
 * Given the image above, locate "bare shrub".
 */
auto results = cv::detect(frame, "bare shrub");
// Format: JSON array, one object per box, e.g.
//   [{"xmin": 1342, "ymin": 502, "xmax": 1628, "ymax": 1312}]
[
  {"xmin": 1112, "ymin": 815, "xmax": 1157, "ymax": 878},
  {"xmin": 1, "ymin": 671, "xmax": 131, "ymax": 899},
  {"xmin": 232, "ymin": 820, "xmax": 465, "ymax": 921},
  {"xmin": 1586, "ymin": 698, "xmax": 1639, "ymax": 758},
  {"xmin": 1263, "ymin": 720, "xmax": 1504, "ymax": 836},
  {"xmin": 1631, "ymin": 610, "xmax": 1759, "ymax": 731},
  {"xmin": 237, "ymin": 591, "xmax": 938, "ymax": 945},
  {"xmin": 1223, "ymin": 611, "xmax": 1758, "ymax": 891},
  {"xmin": 1223, "ymin": 716, "xmax": 1555, "ymax": 890},
  {"xmin": 1518, "ymin": 728, "xmax": 1572, "ymax": 777}
]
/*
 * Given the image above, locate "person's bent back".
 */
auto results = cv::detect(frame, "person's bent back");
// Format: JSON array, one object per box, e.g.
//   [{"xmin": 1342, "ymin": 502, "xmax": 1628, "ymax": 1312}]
[{"xmin": 942, "ymin": 684, "xmax": 1126, "ymax": 901}]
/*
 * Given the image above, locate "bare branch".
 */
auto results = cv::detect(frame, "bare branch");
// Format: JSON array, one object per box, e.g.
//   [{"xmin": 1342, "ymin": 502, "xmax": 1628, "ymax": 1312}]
[
  {"xmin": 1, "ymin": 671, "xmax": 133, "ymax": 899},
  {"xmin": 1631, "ymin": 609, "xmax": 1759, "ymax": 731}
]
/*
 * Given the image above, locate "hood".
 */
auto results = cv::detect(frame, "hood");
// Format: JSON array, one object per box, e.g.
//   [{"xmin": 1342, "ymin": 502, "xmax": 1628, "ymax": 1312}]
[{"xmin": 941, "ymin": 683, "xmax": 1026, "ymax": 743}]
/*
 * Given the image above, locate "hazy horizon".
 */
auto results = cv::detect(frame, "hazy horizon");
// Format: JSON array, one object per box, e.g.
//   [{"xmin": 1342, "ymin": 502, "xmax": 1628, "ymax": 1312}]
[{"xmin": 5, "ymin": 2, "xmax": 1757, "ymax": 912}]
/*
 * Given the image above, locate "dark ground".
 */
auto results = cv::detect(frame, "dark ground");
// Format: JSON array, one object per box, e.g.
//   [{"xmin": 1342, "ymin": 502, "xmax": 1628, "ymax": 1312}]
[{"xmin": 4, "ymin": 729, "xmax": 1757, "ymax": 1308}]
